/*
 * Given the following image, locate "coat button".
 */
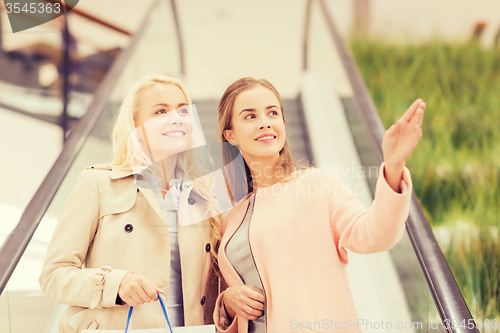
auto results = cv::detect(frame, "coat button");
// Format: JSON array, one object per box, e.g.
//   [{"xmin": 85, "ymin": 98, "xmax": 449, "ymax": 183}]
[
  {"xmin": 200, "ymin": 296, "xmax": 206, "ymax": 305},
  {"xmin": 205, "ymin": 243, "xmax": 211, "ymax": 252},
  {"xmin": 188, "ymin": 197, "xmax": 196, "ymax": 205},
  {"xmin": 124, "ymin": 224, "xmax": 133, "ymax": 233}
]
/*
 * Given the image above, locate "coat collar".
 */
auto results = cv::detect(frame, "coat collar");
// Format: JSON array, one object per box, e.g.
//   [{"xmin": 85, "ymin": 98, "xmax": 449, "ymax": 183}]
[
  {"xmin": 110, "ymin": 165, "xmax": 135, "ymax": 180},
  {"xmin": 110, "ymin": 165, "xmax": 205, "ymax": 199},
  {"xmin": 110, "ymin": 164, "xmax": 210, "ymax": 225}
]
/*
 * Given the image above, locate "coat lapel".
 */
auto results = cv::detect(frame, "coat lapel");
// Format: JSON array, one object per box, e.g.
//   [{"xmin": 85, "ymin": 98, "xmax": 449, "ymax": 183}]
[
  {"xmin": 219, "ymin": 199, "xmax": 251, "ymax": 286},
  {"xmin": 218, "ymin": 198, "xmax": 252, "ymax": 333},
  {"xmin": 139, "ymin": 187, "xmax": 165, "ymax": 224},
  {"xmin": 178, "ymin": 179, "xmax": 213, "ymax": 227},
  {"xmin": 111, "ymin": 165, "xmax": 165, "ymax": 224},
  {"xmin": 111, "ymin": 165, "xmax": 215, "ymax": 227}
]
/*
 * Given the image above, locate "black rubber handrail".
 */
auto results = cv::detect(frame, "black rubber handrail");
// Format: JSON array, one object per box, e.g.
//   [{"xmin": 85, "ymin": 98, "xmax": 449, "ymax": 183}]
[
  {"xmin": 302, "ymin": 0, "xmax": 478, "ymax": 332},
  {"xmin": 0, "ymin": 0, "xmax": 160, "ymax": 294},
  {"xmin": 60, "ymin": 11, "xmax": 71, "ymax": 141}
]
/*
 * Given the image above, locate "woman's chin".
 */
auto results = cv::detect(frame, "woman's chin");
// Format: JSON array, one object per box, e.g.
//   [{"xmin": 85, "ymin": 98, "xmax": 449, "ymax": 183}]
[
  {"xmin": 151, "ymin": 147, "xmax": 190, "ymax": 161},
  {"xmin": 244, "ymin": 149, "xmax": 281, "ymax": 162}
]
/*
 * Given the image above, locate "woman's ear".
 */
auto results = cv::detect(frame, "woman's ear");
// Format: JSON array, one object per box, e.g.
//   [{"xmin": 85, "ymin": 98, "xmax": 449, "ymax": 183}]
[{"xmin": 223, "ymin": 129, "xmax": 237, "ymax": 146}]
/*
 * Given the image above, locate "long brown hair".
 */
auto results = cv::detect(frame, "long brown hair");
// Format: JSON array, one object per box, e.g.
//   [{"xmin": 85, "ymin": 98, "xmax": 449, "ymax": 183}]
[{"xmin": 216, "ymin": 77, "xmax": 297, "ymax": 203}]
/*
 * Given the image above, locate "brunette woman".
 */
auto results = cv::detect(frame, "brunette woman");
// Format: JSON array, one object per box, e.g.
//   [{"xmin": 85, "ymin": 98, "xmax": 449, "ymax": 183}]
[{"xmin": 213, "ymin": 78, "xmax": 425, "ymax": 333}]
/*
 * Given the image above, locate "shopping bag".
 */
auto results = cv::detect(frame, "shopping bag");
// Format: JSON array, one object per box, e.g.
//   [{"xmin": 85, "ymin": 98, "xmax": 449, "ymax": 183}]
[{"xmin": 82, "ymin": 293, "xmax": 215, "ymax": 333}]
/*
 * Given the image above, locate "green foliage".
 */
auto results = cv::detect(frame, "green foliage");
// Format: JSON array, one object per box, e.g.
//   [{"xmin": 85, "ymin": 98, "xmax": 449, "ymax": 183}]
[
  {"xmin": 350, "ymin": 38, "xmax": 500, "ymax": 228},
  {"xmin": 436, "ymin": 226, "xmax": 500, "ymax": 319},
  {"xmin": 350, "ymin": 38, "xmax": 500, "ymax": 320}
]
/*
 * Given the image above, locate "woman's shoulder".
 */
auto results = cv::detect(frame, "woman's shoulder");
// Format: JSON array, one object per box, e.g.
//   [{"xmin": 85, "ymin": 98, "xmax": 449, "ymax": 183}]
[
  {"xmin": 78, "ymin": 164, "xmax": 135, "ymax": 190},
  {"xmin": 81, "ymin": 164, "xmax": 112, "ymax": 178},
  {"xmin": 79, "ymin": 164, "xmax": 137, "ymax": 216},
  {"xmin": 82, "ymin": 164, "xmax": 134, "ymax": 180},
  {"xmin": 289, "ymin": 166, "xmax": 343, "ymax": 184},
  {"xmin": 85, "ymin": 164, "xmax": 113, "ymax": 171},
  {"xmin": 220, "ymin": 193, "xmax": 252, "ymax": 229},
  {"xmin": 222, "ymin": 194, "xmax": 249, "ymax": 217}
]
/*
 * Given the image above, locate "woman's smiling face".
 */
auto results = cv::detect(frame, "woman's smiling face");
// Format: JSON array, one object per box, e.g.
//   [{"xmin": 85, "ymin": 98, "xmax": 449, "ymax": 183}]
[
  {"xmin": 135, "ymin": 83, "xmax": 193, "ymax": 162},
  {"xmin": 224, "ymin": 85, "xmax": 286, "ymax": 165}
]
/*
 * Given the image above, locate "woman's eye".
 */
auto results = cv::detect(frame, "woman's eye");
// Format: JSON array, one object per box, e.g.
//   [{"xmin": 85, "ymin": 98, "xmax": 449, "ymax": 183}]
[
  {"xmin": 244, "ymin": 114, "xmax": 256, "ymax": 120},
  {"xmin": 269, "ymin": 110, "xmax": 279, "ymax": 116},
  {"xmin": 156, "ymin": 109, "xmax": 167, "ymax": 115},
  {"xmin": 178, "ymin": 108, "xmax": 189, "ymax": 114}
]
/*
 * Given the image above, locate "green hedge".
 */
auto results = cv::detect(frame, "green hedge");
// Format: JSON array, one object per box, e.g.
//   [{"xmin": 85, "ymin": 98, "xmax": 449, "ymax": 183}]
[{"xmin": 350, "ymin": 38, "xmax": 500, "ymax": 319}]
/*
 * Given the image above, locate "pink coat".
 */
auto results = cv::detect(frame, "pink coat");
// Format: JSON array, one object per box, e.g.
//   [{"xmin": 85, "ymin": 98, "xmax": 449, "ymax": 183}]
[{"xmin": 214, "ymin": 163, "xmax": 412, "ymax": 333}]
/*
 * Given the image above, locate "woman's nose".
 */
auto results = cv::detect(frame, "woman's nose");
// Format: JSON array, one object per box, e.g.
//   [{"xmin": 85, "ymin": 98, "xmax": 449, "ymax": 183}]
[
  {"xmin": 259, "ymin": 118, "xmax": 271, "ymax": 129},
  {"xmin": 168, "ymin": 110, "xmax": 183, "ymax": 125}
]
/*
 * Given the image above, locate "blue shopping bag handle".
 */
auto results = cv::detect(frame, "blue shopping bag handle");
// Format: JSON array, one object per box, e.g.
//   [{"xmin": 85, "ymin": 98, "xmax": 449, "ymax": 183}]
[{"xmin": 124, "ymin": 293, "xmax": 173, "ymax": 333}]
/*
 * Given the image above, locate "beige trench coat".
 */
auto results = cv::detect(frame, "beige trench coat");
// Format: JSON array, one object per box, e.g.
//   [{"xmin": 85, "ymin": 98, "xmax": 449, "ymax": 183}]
[{"xmin": 39, "ymin": 164, "xmax": 217, "ymax": 332}]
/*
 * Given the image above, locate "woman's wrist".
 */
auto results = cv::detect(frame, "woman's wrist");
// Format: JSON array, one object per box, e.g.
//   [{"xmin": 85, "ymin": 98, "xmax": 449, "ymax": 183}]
[
  {"xmin": 219, "ymin": 297, "xmax": 232, "ymax": 329},
  {"xmin": 225, "ymin": 292, "xmax": 238, "ymax": 320},
  {"xmin": 384, "ymin": 159, "xmax": 405, "ymax": 170},
  {"xmin": 221, "ymin": 294, "xmax": 234, "ymax": 320},
  {"xmin": 383, "ymin": 162, "xmax": 405, "ymax": 193}
]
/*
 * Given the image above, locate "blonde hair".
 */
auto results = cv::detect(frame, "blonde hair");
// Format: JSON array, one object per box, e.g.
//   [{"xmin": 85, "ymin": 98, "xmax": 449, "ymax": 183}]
[
  {"xmin": 111, "ymin": 75, "xmax": 221, "ymax": 266},
  {"xmin": 216, "ymin": 77, "xmax": 297, "ymax": 202}
]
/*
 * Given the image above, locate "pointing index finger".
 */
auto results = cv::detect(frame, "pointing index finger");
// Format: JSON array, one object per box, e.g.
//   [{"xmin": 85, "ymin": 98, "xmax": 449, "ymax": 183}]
[
  {"xmin": 410, "ymin": 102, "xmax": 426, "ymax": 127},
  {"xmin": 401, "ymin": 98, "xmax": 423, "ymax": 123}
]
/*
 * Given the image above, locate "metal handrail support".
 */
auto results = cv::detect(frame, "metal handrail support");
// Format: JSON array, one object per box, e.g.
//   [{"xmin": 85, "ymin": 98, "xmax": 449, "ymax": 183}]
[{"xmin": 169, "ymin": 0, "xmax": 185, "ymax": 77}]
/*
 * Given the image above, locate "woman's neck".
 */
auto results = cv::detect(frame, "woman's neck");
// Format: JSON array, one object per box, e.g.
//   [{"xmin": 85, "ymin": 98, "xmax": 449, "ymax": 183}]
[
  {"xmin": 245, "ymin": 154, "xmax": 283, "ymax": 189},
  {"xmin": 151, "ymin": 155, "xmax": 177, "ymax": 191}
]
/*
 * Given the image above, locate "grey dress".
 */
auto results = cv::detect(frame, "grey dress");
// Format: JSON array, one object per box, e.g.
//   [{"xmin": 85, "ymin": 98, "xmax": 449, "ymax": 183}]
[{"xmin": 225, "ymin": 194, "xmax": 266, "ymax": 333}]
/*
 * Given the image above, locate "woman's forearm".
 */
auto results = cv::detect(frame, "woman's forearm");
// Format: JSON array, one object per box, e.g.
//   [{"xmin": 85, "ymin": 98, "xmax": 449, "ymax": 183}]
[{"xmin": 384, "ymin": 162, "xmax": 405, "ymax": 193}]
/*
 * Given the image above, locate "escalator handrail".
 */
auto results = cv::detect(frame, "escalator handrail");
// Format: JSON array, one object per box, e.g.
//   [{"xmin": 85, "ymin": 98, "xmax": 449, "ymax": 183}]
[
  {"xmin": 302, "ymin": 0, "xmax": 478, "ymax": 332},
  {"xmin": 0, "ymin": 6, "xmax": 3, "ymax": 54},
  {"xmin": 0, "ymin": 0, "xmax": 161, "ymax": 294}
]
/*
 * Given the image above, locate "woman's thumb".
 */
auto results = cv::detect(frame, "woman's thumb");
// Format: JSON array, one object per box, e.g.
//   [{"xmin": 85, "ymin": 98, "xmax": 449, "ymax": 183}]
[{"xmin": 154, "ymin": 284, "xmax": 164, "ymax": 294}]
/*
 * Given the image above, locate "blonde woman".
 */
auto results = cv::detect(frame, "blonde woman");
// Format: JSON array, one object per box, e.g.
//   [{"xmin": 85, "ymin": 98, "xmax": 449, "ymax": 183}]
[
  {"xmin": 39, "ymin": 75, "xmax": 221, "ymax": 332},
  {"xmin": 213, "ymin": 77, "xmax": 425, "ymax": 333}
]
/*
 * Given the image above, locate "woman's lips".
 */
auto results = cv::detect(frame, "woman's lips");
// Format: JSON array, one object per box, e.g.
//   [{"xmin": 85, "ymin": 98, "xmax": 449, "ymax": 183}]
[
  {"xmin": 163, "ymin": 130, "xmax": 186, "ymax": 137},
  {"xmin": 255, "ymin": 134, "xmax": 276, "ymax": 143}
]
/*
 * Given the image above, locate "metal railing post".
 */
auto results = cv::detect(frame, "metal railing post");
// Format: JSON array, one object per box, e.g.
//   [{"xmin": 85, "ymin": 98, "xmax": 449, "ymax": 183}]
[
  {"xmin": 61, "ymin": 13, "xmax": 71, "ymax": 141},
  {"xmin": 302, "ymin": 0, "xmax": 313, "ymax": 71},
  {"xmin": 169, "ymin": 0, "xmax": 185, "ymax": 77}
]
